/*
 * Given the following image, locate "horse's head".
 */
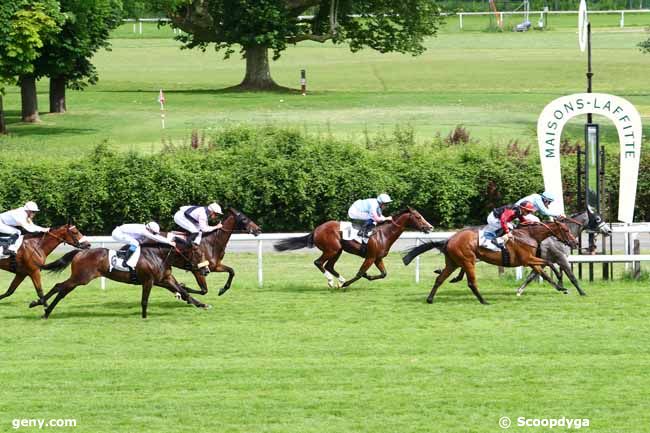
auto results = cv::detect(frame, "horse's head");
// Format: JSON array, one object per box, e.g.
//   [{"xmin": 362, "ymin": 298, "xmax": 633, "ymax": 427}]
[
  {"xmin": 54, "ymin": 224, "xmax": 91, "ymax": 249},
  {"xmin": 587, "ymin": 208, "xmax": 612, "ymax": 236},
  {"xmin": 230, "ymin": 208, "xmax": 262, "ymax": 236},
  {"xmin": 400, "ymin": 207, "xmax": 433, "ymax": 233},
  {"xmin": 550, "ymin": 222, "xmax": 579, "ymax": 249}
]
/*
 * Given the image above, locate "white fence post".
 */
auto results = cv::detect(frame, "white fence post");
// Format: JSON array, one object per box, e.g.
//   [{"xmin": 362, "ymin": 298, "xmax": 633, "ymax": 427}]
[
  {"xmin": 415, "ymin": 238, "xmax": 420, "ymax": 283},
  {"xmin": 459, "ymin": 13, "xmax": 463, "ymax": 30},
  {"xmin": 258, "ymin": 239, "xmax": 263, "ymax": 288},
  {"xmin": 620, "ymin": 11, "xmax": 625, "ymax": 28},
  {"xmin": 100, "ymin": 242, "xmax": 106, "ymax": 290},
  {"xmin": 515, "ymin": 266, "xmax": 523, "ymax": 280},
  {"xmin": 139, "ymin": 20, "xmax": 143, "ymax": 34}
]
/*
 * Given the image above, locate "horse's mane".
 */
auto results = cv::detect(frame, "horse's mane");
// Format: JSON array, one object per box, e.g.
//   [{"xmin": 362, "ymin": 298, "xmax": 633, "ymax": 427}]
[{"xmin": 391, "ymin": 208, "xmax": 412, "ymax": 217}]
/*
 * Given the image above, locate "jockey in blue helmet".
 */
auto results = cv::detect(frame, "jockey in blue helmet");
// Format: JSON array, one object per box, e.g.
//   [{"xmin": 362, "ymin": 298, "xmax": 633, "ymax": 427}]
[{"xmin": 347, "ymin": 193, "xmax": 393, "ymax": 242}]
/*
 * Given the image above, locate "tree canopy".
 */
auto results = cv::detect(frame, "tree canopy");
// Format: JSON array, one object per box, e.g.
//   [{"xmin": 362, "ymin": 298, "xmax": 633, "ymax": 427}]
[{"xmin": 157, "ymin": 0, "xmax": 443, "ymax": 90}]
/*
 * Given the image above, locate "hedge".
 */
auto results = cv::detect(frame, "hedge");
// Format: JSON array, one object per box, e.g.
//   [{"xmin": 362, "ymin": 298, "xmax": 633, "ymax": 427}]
[{"xmin": 0, "ymin": 126, "xmax": 645, "ymax": 234}]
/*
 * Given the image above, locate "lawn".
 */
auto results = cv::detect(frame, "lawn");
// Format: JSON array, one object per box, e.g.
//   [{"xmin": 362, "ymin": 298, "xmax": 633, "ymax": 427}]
[
  {"xmin": 0, "ymin": 251, "xmax": 649, "ymax": 433},
  {"xmin": 1, "ymin": 21, "xmax": 649, "ymax": 160}
]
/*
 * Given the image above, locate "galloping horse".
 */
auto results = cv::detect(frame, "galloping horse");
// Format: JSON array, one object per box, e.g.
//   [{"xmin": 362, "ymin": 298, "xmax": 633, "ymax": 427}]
[
  {"xmin": 274, "ymin": 207, "xmax": 433, "ymax": 288},
  {"xmin": 403, "ymin": 221, "xmax": 578, "ymax": 304},
  {"xmin": 515, "ymin": 210, "xmax": 611, "ymax": 296},
  {"xmin": 443, "ymin": 211, "xmax": 611, "ymax": 296},
  {"xmin": 164, "ymin": 208, "xmax": 262, "ymax": 296},
  {"xmin": 0, "ymin": 224, "xmax": 90, "ymax": 308},
  {"xmin": 39, "ymin": 241, "xmax": 208, "ymax": 319}
]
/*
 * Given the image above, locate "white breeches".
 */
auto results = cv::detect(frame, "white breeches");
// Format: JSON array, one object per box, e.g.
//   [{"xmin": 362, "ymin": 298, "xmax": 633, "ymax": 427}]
[{"xmin": 112, "ymin": 228, "xmax": 141, "ymax": 267}]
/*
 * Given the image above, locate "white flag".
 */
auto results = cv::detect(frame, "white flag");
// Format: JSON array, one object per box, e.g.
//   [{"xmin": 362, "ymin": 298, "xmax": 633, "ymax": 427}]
[{"xmin": 578, "ymin": 0, "xmax": 588, "ymax": 52}]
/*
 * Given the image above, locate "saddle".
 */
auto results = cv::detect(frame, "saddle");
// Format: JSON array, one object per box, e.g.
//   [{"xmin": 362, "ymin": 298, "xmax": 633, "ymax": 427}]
[{"xmin": 109, "ymin": 248, "xmax": 138, "ymax": 284}]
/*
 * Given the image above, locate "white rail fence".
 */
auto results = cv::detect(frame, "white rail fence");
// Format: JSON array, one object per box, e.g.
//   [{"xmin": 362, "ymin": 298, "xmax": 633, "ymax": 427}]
[
  {"xmin": 67, "ymin": 223, "xmax": 649, "ymax": 288},
  {"xmin": 123, "ymin": 10, "xmax": 650, "ymax": 34}
]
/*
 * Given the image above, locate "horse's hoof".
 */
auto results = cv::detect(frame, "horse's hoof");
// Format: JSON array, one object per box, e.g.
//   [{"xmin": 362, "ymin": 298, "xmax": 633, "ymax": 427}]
[
  {"xmin": 28, "ymin": 300, "xmax": 40, "ymax": 309},
  {"xmin": 202, "ymin": 304, "xmax": 212, "ymax": 310},
  {"xmin": 426, "ymin": 298, "xmax": 433, "ymax": 304},
  {"xmin": 218, "ymin": 287, "xmax": 230, "ymax": 296},
  {"xmin": 41, "ymin": 314, "xmax": 48, "ymax": 320},
  {"xmin": 175, "ymin": 293, "xmax": 182, "ymax": 301},
  {"xmin": 327, "ymin": 280, "xmax": 335, "ymax": 289},
  {"xmin": 516, "ymin": 292, "xmax": 522, "ymax": 297}
]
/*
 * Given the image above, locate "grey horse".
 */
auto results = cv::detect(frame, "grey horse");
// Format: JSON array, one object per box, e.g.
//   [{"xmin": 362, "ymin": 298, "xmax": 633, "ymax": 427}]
[
  {"xmin": 441, "ymin": 209, "xmax": 611, "ymax": 296},
  {"xmin": 515, "ymin": 209, "xmax": 611, "ymax": 296}
]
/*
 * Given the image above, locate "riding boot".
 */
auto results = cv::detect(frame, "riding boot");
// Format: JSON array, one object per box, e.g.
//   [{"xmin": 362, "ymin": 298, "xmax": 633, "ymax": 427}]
[{"xmin": 361, "ymin": 221, "xmax": 374, "ymax": 243}]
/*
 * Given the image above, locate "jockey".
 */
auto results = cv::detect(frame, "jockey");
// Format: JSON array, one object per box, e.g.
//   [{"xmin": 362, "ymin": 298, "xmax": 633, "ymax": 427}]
[
  {"xmin": 515, "ymin": 190, "xmax": 564, "ymax": 222},
  {"xmin": 112, "ymin": 222, "xmax": 175, "ymax": 270},
  {"xmin": 481, "ymin": 201, "xmax": 536, "ymax": 251},
  {"xmin": 0, "ymin": 201, "xmax": 49, "ymax": 257},
  {"xmin": 173, "ymin": 202, "xmax": 223, "ymax": 245},
  {"xmin": 347, "ymin": 193, "xmax": 393, "ymax": 242}
]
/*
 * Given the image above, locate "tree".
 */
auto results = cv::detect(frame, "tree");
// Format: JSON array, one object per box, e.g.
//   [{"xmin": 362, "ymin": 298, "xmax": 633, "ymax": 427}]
[
  {"xmin": 640, "ymin": 37, "xmax": 650, "ymax": 54},
  {"xmin": 0, "ymin": 1, "xmax": 62, "ymax": 127},
  {"xmin": 158, "ymin": 0, "xmax": 443, "ymax": 90},
  {"xmin": 35, "ymin": 0, "xmax": 123, "ymax": 113}
]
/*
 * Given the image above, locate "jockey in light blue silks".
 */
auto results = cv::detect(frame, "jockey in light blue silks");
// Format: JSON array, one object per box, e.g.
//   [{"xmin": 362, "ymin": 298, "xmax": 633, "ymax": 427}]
[
  {"xmin": 347, "ymin": 193, "xmax": 393, "ymax": 242},
  {"xmin": 515, "ymin": 191, "xmax": 564, "ymax": 223},
  {"xmin": 0, "ymin": 201, "xmax": 50, "ymax": 257},
  {"xmin": 112, "ymin": 222, "xmax": 175, "ymax": 270}
]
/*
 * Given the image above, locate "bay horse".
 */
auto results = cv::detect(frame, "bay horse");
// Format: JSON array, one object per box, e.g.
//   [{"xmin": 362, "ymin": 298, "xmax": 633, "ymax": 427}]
[
  {"xmin": 164, "ymin": 208, "xmax": 262, "ymax": 297},
  {"xmin": 402, "ymin": 221, "xmax": 578, "ymax": 304},
  {"xmin": 0, "ymin": 224, "xmax": 90, "ymax": 308},
  {"xmin": 39, "ymin": 241, "xmax": 208, "ymax": 319},
  {"xmin": 274, "ymin": 207, "xmax": 433, "ymax": 289}
]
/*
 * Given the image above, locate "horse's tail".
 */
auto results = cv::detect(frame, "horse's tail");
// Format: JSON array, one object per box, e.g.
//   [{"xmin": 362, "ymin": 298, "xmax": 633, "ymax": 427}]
[
  {"xmin": 402, "ymin": 240, "xmax": 447, "ymax": 266},
  {"xmin": 274, "ymin": 233, "xmax": 314, "ymax": 252},
  {"xmin": 41, "ymin": 250, "xmax": 82, "ymax": 274}
]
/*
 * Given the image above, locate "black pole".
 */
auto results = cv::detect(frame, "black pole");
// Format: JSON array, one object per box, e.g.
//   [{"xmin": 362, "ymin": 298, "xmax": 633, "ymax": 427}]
[{"xmin": 586, "ymin": 21, "xmax": 594, "ymax": 282}]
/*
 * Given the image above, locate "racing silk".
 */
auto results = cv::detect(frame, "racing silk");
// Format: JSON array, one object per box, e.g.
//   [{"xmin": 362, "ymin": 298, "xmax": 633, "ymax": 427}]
[
  {"xmin": 115, "ymin": 224, "xmax": 172, "ymax": 245},
  {"xmin": 350, "ymin": 198, "xmax": 386, "ymax": 222},
  {"xmin": 179, "ymin": 205, "xmax": 219, "ymax": 232},
  {"xmin": 516, "ymin": 194, "xmax": 561, "ymax": 217},
  {"xmin": 0, "ymin": 208, "xmax": 47, "ymax": 232},
  {"xmin": 492, "ymin": 205, "xmax": 523, "ymax": 234}
]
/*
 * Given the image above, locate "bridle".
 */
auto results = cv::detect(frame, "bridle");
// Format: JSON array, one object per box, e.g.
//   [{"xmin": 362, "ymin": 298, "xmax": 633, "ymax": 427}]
[{"xmin": 39, "ymin": 225, "xmax": 86, "ymax": 248}]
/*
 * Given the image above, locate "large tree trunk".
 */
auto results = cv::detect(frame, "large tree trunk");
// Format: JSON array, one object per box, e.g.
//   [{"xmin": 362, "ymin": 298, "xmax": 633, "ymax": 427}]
[
  {"xmin": 237, "ymin": 44, "xmax": 283, "ymax": 91},
  {"xmin": 20, "ymin": 75, "xmax": 40, "ymax": 123},
  {"xmin": 49, "ymin": 76, "xmax": 67, "ymax": 113},
  {"xmin": 0, "ymin": 95, "xmax": 6, "ymax": 134}
]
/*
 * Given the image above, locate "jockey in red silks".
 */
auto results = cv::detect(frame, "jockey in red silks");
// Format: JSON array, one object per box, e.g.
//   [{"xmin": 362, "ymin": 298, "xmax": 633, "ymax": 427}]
[{"xmin": 480, "ymin": 201, "xmax": 536, "ymax": 251}]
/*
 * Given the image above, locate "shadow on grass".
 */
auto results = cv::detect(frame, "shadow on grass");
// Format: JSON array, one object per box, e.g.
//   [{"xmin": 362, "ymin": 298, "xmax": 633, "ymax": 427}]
[
  {"xmin": 2, "ymin": 114, "xmax": 97, "ymax": 136},
  {"xmin": 95, "ymin": 87, "xmax": 304, "ymax": 96}
]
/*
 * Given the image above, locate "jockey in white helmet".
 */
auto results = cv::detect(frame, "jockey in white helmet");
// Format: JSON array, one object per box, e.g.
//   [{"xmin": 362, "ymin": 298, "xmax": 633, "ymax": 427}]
[
  {"xmin": 347, "ymin": 193, "xmax": 393, "ymax": 242},
  {"xmin": 112, "ymin": 221, "xmax": 175, "ymax": 270},
  {"xmin": 0, "ymin": 201, "xmax": 50, "ymax": 257},
  {"xmin": 173, "ymin": 202, "xmax": 224, "ymax": 245},
  {"xmin": 515, "ymin": 190, "xmax": 564, "ymax": 222}
]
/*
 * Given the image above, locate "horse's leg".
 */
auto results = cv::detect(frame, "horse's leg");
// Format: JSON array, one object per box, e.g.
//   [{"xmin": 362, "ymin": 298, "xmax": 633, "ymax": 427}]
[
  {"xmin": 27, "ymin": 271, "xmax": 48, "ymax": 309},
  {"xmin": 516, "ymin": 269, "xmax": 539, "ymax": 297},
  {"xmin": 42, "ymin": 280, "xmax": 80, "ymax": 319},
  {"xmin": 215, "ymin": 263, "xmax": 235, "ymax": 296},
  {"xmin": 557, "ymin": 256, "xmax": 586, "ymax": 296},
  {"xmin": 426, "ymin": 258, "xmax": 458, "ymax": 304},
  {"xmin": 464, "ymin": 264, "xmax": 489, "ymax": 305},
  {"xmin": 363, "ymin": 258, "xmax": 387, "ymax": 281},
  {"xmin": 141, "ymin": 278, "xmax": 153, "ymax": 319},
  {"xmin": 156, "ymin": 276, "xmax": 209, "ymax": 309},
  {"xmin": 449, "ymin": 269, "xmax": 465, "ymax": 283},
  {"xmin": 324, "ymin": 250, "xmax": 345, "ymax": 287},
  {"xmin": 530, "ymin": 264, "xmax": 568, "ymax": 293},
  {"xmin": 314, "ymin": 250, "xmax": 340, "ymax": 288},
  {"xmin": 0, "ymin": 274, "xmax": 26, "ymax": 302},
  {"xmin": 341, "ymin": 257, "xmax": 375, "ymax": 289}
]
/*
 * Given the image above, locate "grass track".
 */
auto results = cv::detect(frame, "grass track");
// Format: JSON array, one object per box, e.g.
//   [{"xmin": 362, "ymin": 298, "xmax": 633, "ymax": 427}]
[{"xmin": 0, "ymin": 252, "xmax": 649, "ymax": 433}]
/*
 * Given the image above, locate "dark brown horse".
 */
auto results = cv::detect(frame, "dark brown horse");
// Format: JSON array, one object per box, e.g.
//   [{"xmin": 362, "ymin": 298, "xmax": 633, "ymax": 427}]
[
  {"xmin": 164, "ymin": 208, "xmax": 262, "ymax": 296},
  {"xmin": 0, "ymin": 224, "xmax": 90, "ymax": 308},
  {"xmin": 274, "ymin": 207, "xmax": 433, "ymax": 288},
  {"xmin": 402, "ymin": 222, "xmax": 578, "ymax": 304},
  {"xmin": 39, "ymin": 241, "xmax": 208, "ymax": 319}
]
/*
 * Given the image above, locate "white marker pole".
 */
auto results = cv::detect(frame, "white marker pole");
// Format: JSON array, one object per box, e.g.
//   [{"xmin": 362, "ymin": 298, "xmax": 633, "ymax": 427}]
[{"xmin": 158, "ymin": 89, "xmax": 165, "ymax": 129}]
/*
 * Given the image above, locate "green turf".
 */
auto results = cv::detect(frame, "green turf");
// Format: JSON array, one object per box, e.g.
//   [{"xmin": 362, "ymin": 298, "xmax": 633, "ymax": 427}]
[
  {"xmin": 1, "ymin": 21, "xmax": 649, "ymax": 160},
  {"xmin": 0, "ymin": 251, "xmax": 648, "ymax": 433}
]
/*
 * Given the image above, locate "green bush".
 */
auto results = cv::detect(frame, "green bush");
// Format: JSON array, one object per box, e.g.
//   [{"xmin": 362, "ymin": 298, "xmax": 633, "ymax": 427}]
[{"xmin": 0, "ymin": 126, "xmax": 646, "ymax": 234}]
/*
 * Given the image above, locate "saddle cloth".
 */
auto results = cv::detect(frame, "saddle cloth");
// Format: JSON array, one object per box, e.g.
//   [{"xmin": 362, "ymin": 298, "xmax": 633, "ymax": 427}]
[
  {"xmin": 339, "ymin": 221, "xmax": 365, "ymax": 243},
  {"xmin": 108, "ymin": 249, "xmax": 131, "ymax": 272},
  {"xmin": 0, "ymin": 234, "xmax": 19, "ymax": 259}
]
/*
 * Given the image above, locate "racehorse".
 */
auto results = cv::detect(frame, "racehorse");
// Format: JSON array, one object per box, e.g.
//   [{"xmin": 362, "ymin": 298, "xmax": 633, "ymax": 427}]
[
  {"xmin": 402, "ymin": 221, "xmax": 578, "ymax": 304},
  {"xmin": 38, "ymin": 241, "xmax": 208, "ymax": 319},
  {"xmin": 0, "ymin": 224, "xmax": 90, "ymax": 308},
  {"xmin": 442, "ymin": 211, "xmax": 611, "ymax": 296},
  {"xmin": 515, "ymin": 210, "xmax": 611, "ymax": 296},
  {"xmin": 274, "ymin": 207, "xmax": 433, "ymax": 289},
  {"xmin": 164, "ymin": 208, "xmax": 262, "ymax": 297}
]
